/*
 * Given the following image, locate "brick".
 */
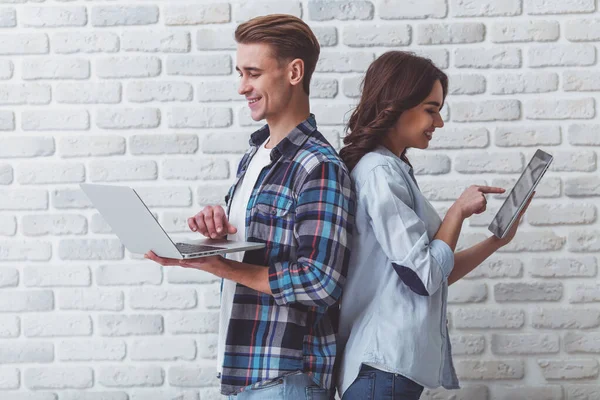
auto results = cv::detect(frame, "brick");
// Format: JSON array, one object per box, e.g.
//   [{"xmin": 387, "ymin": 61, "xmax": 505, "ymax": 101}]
[
  {"xmin": 91, "ymin": 6, "xmax": 158, "ymax": 27},
  {"xmin": 59, "ymin": 135, "xmax": 125, "ymax": 157},
  {"xmin": 134, "ymin": 187, "xmax": 192, "ymax": 207},
  {"xmin": 526, "ymin": 0, "xmax": 595, "ymax": 14},
  {"xmin": 58, "ymin": 239, "xmax": 123, "ymax": 260},
  {"xmin": 0, "ymin": 136, "xmax": 53, "ymax": 158},
  {"xmin": 450, "ymin": 335, "xmax": 485, "ymax": 355},
  {"xmin": 97, "ymin": 56, "xmax": 161, "ymax": 79},
  {"xmin": 122, "ymin": 31, "xmax": 190, "ymax": 53},
  {"xmin": 495, "ymin": 125, "xmax": 561, "ymax": 146},
  {"xmin": 0, "ymin": 342, "xmax": 53, "ymax": 363},
  {"xmin": 530, "ymin": 257, "xmax": 597, "ymax": 278},
  {"xmin": 566, "ymin": 176, "xmax": 600, "ymax": 197},
  {"xmin": 455, "ymin": 152, "xmax": 523, "ymax": 174},
  {"xmin": 526, "ymin": 98, "xmax": 595, "ymax": 120},
  {"xmin": 129, "ymin": 288, "xmax": 197, "ymax": 310},
  {"xmin": 165, "ymin": 4, "xmax": 230, "ymax": 25},
  {"xmin": 566, "ymin": 18, "xmax": 600, "ymax": 41},
  {"xmin": 58, "ymin": 289, "xmax": 123, "ymax": 311},
  {"xmin": 129, "ymin": 390, "xmax": 199, "ymax": 400},
  {"xmin": 528, "ymin": 203, "xmax": 596, "ymax": 225},
  {"xmin": 0, "ymin": 268, "xmax": 17, "ymax": 289},
  {"xmin": 3, "ymin": 394, "xmax": 58, "ymax": 400},
  {"xmin": 493, "ymin": 176, "xmax": 562, "ymax": 198},
  {"xmin": 538, "ymin": 359, "xmax": 599, "ymax": 380},
  {"xmin": 56, "ymin": 82, "xmax": 121, "ymax": 104},
  {"xmin": 22, "ymin": 110, "xmax": 90, "ymax": 131},
  {"xmin": 96, "ymin": 108, "xmax": 160, "ymax": 130},
  {"xmin": 167, "ymin": 55, "xmax": 231, "ymax": 76},
  {"xmin": 491, "ymin": 333, "xmax": 559, "ymax": 355},
  {"xmin": 429, "ymin": 127, "xmax": 489, "ymax": 149},
  {"xmin": 421, "ymin": 386, "xmax": 489, "ymax": 400},
  {"xmin": 455, "ymin": 360, "xmax": 524, "ymax": 380},
  {"xmin": 0, "ymin": 33, "xmax": 48, "ymax": 54},
  {"xmin": 564, "ymin": 70, "xmax": 600, "ymax": 91},
  {"xmin": 130, "ymin": 338, "xmax": 196, "ymax": 361},
  {"xmin": 451, "ymin": 0, "xmax": 521, "ymax": 16},
  {"xmin": 448, "ymin": 74, "xmax": 486, "ymax": 95},
  {"xmin": 202, "ymin": 283, "xmax": 221, "ymax": 309},
  {"xmin": 312, "ymin": 26, "xmax": 338, "ymax": 46},
  {"xmin": 0, "ymin": 189, "xmax": 48, "ymax": 210},
  {"xmin": 308, "ymin": 1, "xmax": 373, "ymax": 20},
  {"xmin": 529, "ymin": 44, "xmax": 596, "ymax": 67},
  {"xmin": 196, "ymin": 27, "xmax": 236, "ymax": 50},
  {"xmin": 196, "ymin": 334, "xmax": 218, "ymax": 359},
  {"xmin": 0, "ymin": 240, "xmax": 51, "ymax": 261},
  {"xmin": 196, "ymin": 80, "xmax": 238, "ymax": 102},
  {"xmin": 418, "ymin": 23, "xmax": 484, "ymax": 44},
  {"xmin": 0, "ymin": 60, "xmax": 12, "ymax": 79},
  {"xmin": 568, "ymin": 230, "xmax": 600, "ymax": 252},
  {"xmin": 490, "ymin": 20, "xmax": 559, "ymax": 42},
  {"xmin": 309, "ymin": 78, "xmax": 338, "ymax": 98},
  {"xmin": 455, "ymin": 47, "xmax": 521, "ymax": 68},
  {"xmin": 411, "ymin": 153, "xmax": 451, "ymax": 175},
  {"xmin": 23, "ymin": 315, "xmax": 91, "ymax": 337},
  {"xmin": 344, "ymin": 24, "xmax": 411, "ymax": 46},
  {"xmin": 168, "ymin": 365, "xmax": 219, "ymax": 387},
  {"xmin": 90, "ymin": 213, "xmax": 111, "ymax": 234},
  {"xmin": 565, "ymin": 332, "xmax": 600, "ymax": 353},
  {"xmin": 379, "ymin": 0, "xmax": 447, "ymax": 19},
  {"xmin": 99, "ymin": 314, "xmax": 163, "ymax": 337},
  {"xmin": 565, "ymin": 385, "xmax": 600, "ymax": 399},
  {"xmin": 551, "ymin": 151, "xmax": 597, "ymax": 172},
  {"xmin": 0, "ymin": 111, "xmax": 13, "ymax": 131},
  {"xmin": 25, "ymin": 260, "xmax": 81, "ymax": 282},
  {"xmin": 168, "ymin": 107, "xmax": 232, "ymax": 128},
  {"xmin": 316, "ymin": 51, "xmax": 374, "ymax": 72},
  {"xmin": 0, "ymin": 164, "xmax": 13, "ymax": 185},
  {"xmin": 166, "ymin": 312, "xmax": 219, "ymax": 335},
  {"xmin": 451, "ymin": 100, "xmax": 520, "ymax": 122},
  {"xmin": 495, "ymin": 387, "xmax": 563, "ymax": 400},
  {"xmin": 313, "ymin": 104, "xmax": 354, "ymax": 125},
  {"xmin": 454, "ymin": 309, "xmax": 524, "ymax": 329},
  {"xmin": 98, "ymin": 366, "xmax": 164, "ymax": 387},
  {"xmin": 0, "ymin": 315, "xmax": 18, "ymax": 337},
  {"xmin": 499, "ymin": 231, "xmax": 565, "ymax": 252},
  {"xmin": 161, "ymin": 212, "xmax": 196, "ymax": 233},
  {"xmin": 58, "ymin": 339, "xmax": 126, "ymax": 361},
  {"xmin": 532, "ymin": 308, "xmax": 600, "ymax": 329},
  {"xmin": 0, "ymin": 7, "xmax": 15, "ymax": 27},
  {"xmin": 51, "ymin": 32, "xmax": 119, "ymax": 54},
  {"xmin": 167, "ymin": 267, "xmax": 220, "ymax": 284},
  {"xmin": 22, "ymin": 214, "xmax": 87, "ymax": 236},
  {"xmin": 22, "ymin": 6, "xmax": 87, "ymax": 27},
  {"xmin": 201, "ymin": 132, "xmax": 247, "ymax": 154},
  {"xmin": 0, "ymin": 83, "xmax": 51, "ymax": 105},
  {"xmin": 420, "ymin": 179, "xmax": 487, "ymax": 201},
  {"xmin": 52, "ymin": 188, "xmax": 92, "ymax": 209},
  {"xmin": 495, "ymin": 282, "xmax": 562, "ymax": 302},
  {"xmin": 90, "ymin": 159, "xmax": 157, "ymax": 181},
  {"xmin": 0, "ymin": 367, "xmax": 19, "ymax": 389},
  {"xmin": 130, "ymin": 134, "xmax": 198, "ymax": 155},
  {"xmin": 414, "ymin": 48, "xmax": 450, "ymax": 69},
  {"xmin": 490, "ymin": 72, "xmax": 558, "ymax": 94},
  {"xmin": 448, "ymin": 282, "xmax": 487, "ymax": 303},
  {"xmin": 571, "ymin": 284, "xmax": 600, "ymax": 303},
  {"xmin": 97, "ymin": 264, "xmax": 162, "ymax": 286},
  {"xmin": 17, "ymin": 162, "xmax": 85, "ymax": 185},
  {"xmin": 127, "ymin": 82, "xmax": 192, "ymax": 102}
]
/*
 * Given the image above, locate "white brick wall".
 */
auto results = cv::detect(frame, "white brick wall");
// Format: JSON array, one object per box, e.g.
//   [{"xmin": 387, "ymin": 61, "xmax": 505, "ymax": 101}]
[{"xmin": 0, "ymin": 1, "xmax": 598, "ymax": 399}]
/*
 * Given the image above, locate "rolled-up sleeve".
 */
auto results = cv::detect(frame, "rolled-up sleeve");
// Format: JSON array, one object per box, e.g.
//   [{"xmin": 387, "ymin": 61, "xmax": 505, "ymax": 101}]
[
  {"xmin": 268, "ymin": 161, "xmax": 355, "ymax": 308},
  {"xmin": 360, "ymin": 165, "xmax": 453, "ymax": 296}
]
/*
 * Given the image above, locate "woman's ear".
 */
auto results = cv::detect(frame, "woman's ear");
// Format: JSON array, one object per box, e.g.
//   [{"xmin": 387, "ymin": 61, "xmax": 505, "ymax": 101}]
[{"xmin": 289, "ymin": 58, "xmax": 305, "ymax": 88}]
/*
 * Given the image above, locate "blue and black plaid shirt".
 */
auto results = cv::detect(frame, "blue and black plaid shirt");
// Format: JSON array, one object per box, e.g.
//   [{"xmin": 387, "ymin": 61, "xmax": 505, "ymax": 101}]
[{"xmin": 220, "ymin": 114, "xmax": 355, "ymax": 395}]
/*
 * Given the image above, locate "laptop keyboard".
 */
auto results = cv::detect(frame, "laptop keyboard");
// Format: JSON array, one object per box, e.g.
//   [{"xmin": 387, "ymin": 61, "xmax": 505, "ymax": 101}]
[{"xmin": 175, "ymin": 243, "xmax": 226, "ymax": 254}]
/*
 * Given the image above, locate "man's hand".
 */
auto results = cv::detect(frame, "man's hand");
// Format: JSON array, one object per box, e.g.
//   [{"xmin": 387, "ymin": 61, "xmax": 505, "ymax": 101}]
[
  {"xmin": 144, "ymin": 251, "xmax": 227, "ymax": 274},
  {"xmin": 187, "ymin": 205, "xmax": 237, "ymax": 239}
]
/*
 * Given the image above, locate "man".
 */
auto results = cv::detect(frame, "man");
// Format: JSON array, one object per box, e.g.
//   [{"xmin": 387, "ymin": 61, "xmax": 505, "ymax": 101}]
[{"xmin": 145, "ymin": 14, "xmax": 355, "ymax": 399}]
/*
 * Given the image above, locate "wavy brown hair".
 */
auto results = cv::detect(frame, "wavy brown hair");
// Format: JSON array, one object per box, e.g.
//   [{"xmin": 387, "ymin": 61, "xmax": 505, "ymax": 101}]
[{"xmin": 340, "ymin": 51, "xmax": 448, "ymax": 171}]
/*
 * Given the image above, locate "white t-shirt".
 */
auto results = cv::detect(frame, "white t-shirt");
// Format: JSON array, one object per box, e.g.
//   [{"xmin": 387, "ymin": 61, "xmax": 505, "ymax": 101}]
[{"xmin": 217, "ymin": 139, "xmax": 272, "ymax": 374}]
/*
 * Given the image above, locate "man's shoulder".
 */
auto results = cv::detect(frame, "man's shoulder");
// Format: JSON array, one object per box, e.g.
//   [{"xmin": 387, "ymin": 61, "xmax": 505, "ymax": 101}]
[{"xmin": 293, "ymin": 129, "xmax": 348, "ymax": 174}]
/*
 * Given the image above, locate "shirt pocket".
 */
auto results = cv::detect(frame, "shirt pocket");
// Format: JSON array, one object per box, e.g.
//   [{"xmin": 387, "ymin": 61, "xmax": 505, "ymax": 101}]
[{"xmin": 255, "ymin": 192, "xmax": 294, "ymax": 218}]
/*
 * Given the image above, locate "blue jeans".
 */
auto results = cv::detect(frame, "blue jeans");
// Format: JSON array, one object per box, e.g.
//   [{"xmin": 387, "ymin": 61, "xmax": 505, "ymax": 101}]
[
  {"xmin": 342, "ymin": 364, "xmax": 424, "ymax": 400},
  {"xmin": 228, "ymin": 372, "xmax": 333, "ymax": 400}
]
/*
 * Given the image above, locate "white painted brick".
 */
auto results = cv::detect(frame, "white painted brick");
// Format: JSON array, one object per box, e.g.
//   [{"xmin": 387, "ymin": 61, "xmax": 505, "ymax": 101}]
[
  {"xmin": 499, "ymin": 231, "xmax": 565, "ymax": 252},
  {"xmin": 451, "ymin": 100, "xmax": 521, "ymax": 122},
  {"xmin": 168, "ymin": 267, "xmax": 220, "ymax": 284},
  {"xmin": 0, "ymin": 111, "xmax": 14, "ymax": 131},
  {"xmin": 235, "ymin": 1, "xmax": 300, "ymax": 22},
  {"xmin": 58, "ymin": 289, "xmax": 124, "ymax": 311},
  {"xmin": 0, "ymin": 189, "xmax": 48, "ymax": 210},
  {"xmin": 203, "ymin": 283, "xmax": 221, "ymax": 309},
  {"xmin": 22, "ymin": 6, "xmax": 87, "ymax": 27},
  {"xmin": 90, "ymin": 159, "xmax": 157, "ymax": 182},
  {"xmin": 0, "ymin": 59, "xmax": 12, "ymax": 79},
  {"xmin": 420, "ymin": 178, "xmax": 487, "ymax": 201},
  {"xmin": 342, "ymin": 75, "xmax": 362, "ymax": 98},
  {"xmin": 168, "ymin": 107, "xmax": 232, "ymax": 129},
  {"xmin": 312, "ymin": 26, "xmax": 338, "ymax": 46},
  {"xmin": 0, "ymin": 7, "xmax": 15, "ymax": 27},
  {"xmin": 17, "ymin": 162, "xmax": 85, "ymax": 185},
  {"xmin": 414, "ymin": 48, "xmax": 450, "ymax": 69},
  {"xmin": 565, "ymin": 176, "xmax": 600, "ymax": 197},
  {"xmin": 565, "ymin": 332, "xmax": 600, "ymax": 353},
  {"xmin": 0, "ymin": 342, "xmax": 53, "ymax": 363},
  {"xmin": 448, "ymin": 282, "xmax": 487, "ymax": 303},
  {"xmin": 0, "ymin": 315, "xmax": 19, "ymax": 337},
  {"xmin": 495, "ymin": 125, "xmax": 561, "ymax": 146},
  {"xmin": 343, "ymin": 24, "xmax": 411, "ymax": 46},
  {"xmin": 134, "ymin": 187, "xmax": 192, "ymax": 207},
  {"xmin": 491, "ymin": 333, "xmax": 560, "ymax": 355},
  {"xmin": 529, "ymin": 203, "xmax": 596, "ymax": 226},
  {"xmin": 238, "ymin": 106, "xmax": 265, "ymax": 127},
  {"xmin": 455, "ymin": 152, "xmax": 523, "ymax": 174},
  {"xmin": 568, "ymin": 230, "xmax": 600, "ymax": 252},
  {"xmin": 162, "ymin": 159, "xmax": 229, "ymax": 180},
  {"xmin": 494, "ymin": 386, "xmax": 563, "ymax": 400},
  {"xmin": 0, "ymin": 164, "xmax": 13, "ymax": 185},
  {"xmin": 532, "ymin": 308, "xmax": 600, "ymax": 329},
  {"xmin": 59, "ymin": 135, "xmax": 125, "ymax": 157},
  {"xmin": 97, "ymin": 264, "xmax": 162, "ymax": 286},
  {"xmin": 91, "ymin": 6, "xmax": 158, "ymax": 27},
  {"xmin": 495, "ymin": 282, "xmax": 563, "ymax": 302},
  {"xmin": 448, "ymin": 74, "xmax": 486, "ymax": 95},
  {"xmin": 166, "ymin": 311, "xmax": 219, "ymax": 334},
  {"xmin": 130, "ymin": 288, "xmax": 197, "ymax": 310},
  {"xmin": 24, "ymin": 265, "xmax": 90, "ymax": 287},
  {"xmin": 52, "ymin": 188, "xmax": 92, "ymax": 209},
  {"xmin": 203, "ymin": 132, "xmax": 248, "ymax": 154},
  {"xmin": 549, "ymin": 150, "xmax": 597, "ymax": 172},
  {"xmin": 312, "ymin": 104, "xmax": 353, "ymax": 125},
  {"xmin": 429, "ymin": 127, "xmax": 489, "ymax": 149},
  {"xmin": 127, "ymin": 81, "xmax": 192, "ymax": 103},
  {"xmin": 451, "ymin": 0, "xmax": 521, "ymax": 16},
  {"xmin": 97, "ymin": 56, "xmax": 161, "ymax": 79},
  {"xmin": 379, "ymin": 0, "xmax": 448, "ymax": 19},
  {"xmin": 130, "ymin": 338, "xmax": 196, "ymax": 361},
  {"xmin": 454, "ymin": 309, "xmax": 525, "ymax": 329},
  {"xmin": 168, "ymin": 365, "xmax": 219, "ymax": 387},
  {"xmin": 0, "ymin": 367, "xmax": 19, "ymax": 389},
  {"xmin": 58, "ymin": 339, "xmax": 126, "ymax": 361},
  {"xmin": 122, "ymin": 31, "xmax": 190, "ymax": 53},
  {"xmin": 455, "ymin": 47, "xmax": 521, "ymax": 68},
  {"xmin": 421, "ymin": 386, "xmax": 489, "ymax": 400},
  {"xmin": 526, "ymin": 0, "xmax": 595, "ymax": 15},
  {"xmin": 196, "ymin": 80, "xmax": 238, "ymax": 102},
  {"xmin": 308, "ymin": 0, "xmax": 373, "ymax": 20},
  {"xmin": 58, "ymin": 239, "xmax": 123, "ymax": 260},
  {"xmin": 197, "ymin": 334, "xmax": 218, "ymax": 359},
  {"xmin": 565, "ymin": 18, "xmax": 600, "ymax": 41},
  {"xmin": 0, "ymin": 33, "xmax": 48, "ymax": 54},
  {"xmin": 96, "ymin": 108, "xmax": 160, "ymax": 129},
  {"xmin": 99, "ymin": 314, "xmax": 163, "ymax": 337},
  {"xmin": 571, "ymin": 284, "xmax": 600, "ymax": 303},
  {"xmin": 1, "ymin": 394, "xmax": 57, "ymax": 400},
  {"xmin": 197, "ymin": 27, "xmax": 236, "ymax": 50},
  {"xmin": 565, "ymin": 385, "xmax": 600, "ymax": 400},
  {"xmin": 316, "ymin": 51, "xmax": 375, "ymax": 72},
  {"xmin": 455, "ymin": 360, "xmax": 524, "ymax": 380},
  {"xmin": 531, "ymin": 257, "xmax": 597, "ymax": 278},
  {"xmin": 91, "ymin": 213, "xmax": 111, "ymax": 234},
  {"xmin": 410, "ymin": 153, "xmax": 451, "ymax": 175},
  {"xmin": 129, "ymin": 390, "xmax": 199, "ymax": 400},
  {"xmin": 161, "ymin": 212, "xmax": 197, "ymax": 233},
  {"xmin": 167, "ymin": 55, "xmax": 231, "ymax": 76},
  {"xmin": 493, "ymin": 176, "xmax": 562, "ymax": 198},
  {"xmin": 22, "ymin": 110, "xmax": 90, "ymax": 131},
  {"xmin": 490, "ymin": 72, "xmax": 558, "ymax": 94},
  {"xmin": 23, "ymin": 315, "xmax": 91, "ymax": 337},
  {"xmin": 309, "ymin": 78, "xmax": 338, "ymax": 98},
  {"xmin": 51, "ymin": 32, "xmax": 119, "ymax": 54},
  {"xmin": 529, "ymin": 44, "xmax": 596, "ymax": 67},
  {"xmin": 525, "ymin": 98, "xmax": 595, "ymax": 120},
  {"xmin": 130, "ymin": 134, "xmax": 198, "ymax": 155},
  {"xmin": 564, "ymin": 70, "xmax": 600, "ymax": 91},
  {"xmin": 490, "ymin": 20, "xmax": 559, "ymax": 42},
  {"xmin": 165, "ymin": 4, "xmax": 230, "ymax": 25},
  {"xmin": 99, "ymin": 366, "xmax": 164, "ymax": 388},
  {"xmin": 56, "ymin": 82, "xmax": 121, "ymax": 104},
  {"xmin": 538, "ymin": 359, "xmax": 599, "ymax": 380},
  {"xmin": 0, "ymin": 267, "xmax": 18, "ymax": 288},
  {"xmin": 0, "ymin": 240, "xmax": 52, "ymax": 261},
  {"xmin": 450, "ymin": 335, "xmax": 485, "ymax": 355},
  {"xmin": 197, "ymin": 184, "xmax": 229, "ymax": 207},
  {"xmin": 418, "ymin": 23, "xmax": 484, "ymax": 44},
  {"xmin": 0, "ymin": 83, "xmax": 51, "ymax": 105}
]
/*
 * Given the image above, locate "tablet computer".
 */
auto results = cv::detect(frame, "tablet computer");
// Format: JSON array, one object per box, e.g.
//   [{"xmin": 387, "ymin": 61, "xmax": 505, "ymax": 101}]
[{"xmin": 488, "ymin": 149, "xmax": 553, "ymax": 239}]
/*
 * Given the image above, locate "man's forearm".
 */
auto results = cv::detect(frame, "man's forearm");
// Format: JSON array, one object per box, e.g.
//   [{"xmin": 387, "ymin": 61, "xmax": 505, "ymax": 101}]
[
  {"xmin": 204, "ymin": 257, "xmax": 273, "ymax": 295},
  {"xmin": 448, "ymin": 236, "xmax": 503, "ymax": 285}
]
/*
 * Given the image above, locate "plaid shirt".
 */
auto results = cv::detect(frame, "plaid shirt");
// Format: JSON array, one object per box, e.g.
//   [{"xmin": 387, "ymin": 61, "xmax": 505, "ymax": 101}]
[{"xmin": 220, "ymin": 114, "xmax": 355, "ymax": 395}]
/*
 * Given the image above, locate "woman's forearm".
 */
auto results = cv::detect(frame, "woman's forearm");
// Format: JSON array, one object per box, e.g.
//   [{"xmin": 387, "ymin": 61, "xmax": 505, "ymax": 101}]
[{"xmin": 448, "ymin": 235, "xmax": 504, "ymax": 285}]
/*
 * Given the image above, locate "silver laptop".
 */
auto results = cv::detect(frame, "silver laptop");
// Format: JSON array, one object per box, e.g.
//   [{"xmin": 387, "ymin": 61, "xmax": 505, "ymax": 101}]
[{"xmin": 80, "ymin": 183, "xmax": 265, "ymax": 259}]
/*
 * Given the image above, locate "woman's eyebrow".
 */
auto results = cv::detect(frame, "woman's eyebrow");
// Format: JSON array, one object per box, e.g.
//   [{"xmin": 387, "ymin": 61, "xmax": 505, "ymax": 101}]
[{"xmin": 424, "ymin": 101, "xmax": 441, "ymax": 107}]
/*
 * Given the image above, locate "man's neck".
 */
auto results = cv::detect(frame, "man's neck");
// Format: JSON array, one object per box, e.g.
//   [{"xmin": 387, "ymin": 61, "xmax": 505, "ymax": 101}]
[{"xmin": 264, "ymin": 96, "xmax": 310, "ymax": 149}]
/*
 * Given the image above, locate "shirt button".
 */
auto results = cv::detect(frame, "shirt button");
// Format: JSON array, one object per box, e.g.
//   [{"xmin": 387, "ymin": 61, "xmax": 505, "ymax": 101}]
[{"xmin": 271, "ymin": 209, "xmax": 277, "ymax": 215}]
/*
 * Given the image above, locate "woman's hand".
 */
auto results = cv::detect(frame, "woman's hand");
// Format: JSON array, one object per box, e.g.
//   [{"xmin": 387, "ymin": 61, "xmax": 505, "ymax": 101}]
[
  {"xmin": 450, "ymin": 185, "xmax": 506, "ymax": 220},
  {"xmin": 494, "ymin": 192, "xmax": 535, "ymax": 247}
]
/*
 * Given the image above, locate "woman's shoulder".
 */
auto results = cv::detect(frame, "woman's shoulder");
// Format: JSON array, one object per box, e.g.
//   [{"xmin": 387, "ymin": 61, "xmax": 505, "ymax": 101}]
[{"xmin": 351, "ymin": 147, "xmax": 409, "ymax": 187}]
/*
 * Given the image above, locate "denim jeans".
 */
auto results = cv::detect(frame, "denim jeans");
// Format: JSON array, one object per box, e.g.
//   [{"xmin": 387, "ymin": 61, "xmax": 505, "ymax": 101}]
[
  {"xmin": 342, "ymin": 364, "xmax": 424, "ymax": 400},
  {"xmin": 228, "ymin": 372, "xmax": 333, "ymax": 400}
]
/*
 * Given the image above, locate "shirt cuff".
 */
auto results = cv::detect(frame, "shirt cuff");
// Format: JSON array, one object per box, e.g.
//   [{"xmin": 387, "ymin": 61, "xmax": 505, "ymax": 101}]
[{"xmin": 429, "ymin": 239, "xmax": 454, "ymax": 279}]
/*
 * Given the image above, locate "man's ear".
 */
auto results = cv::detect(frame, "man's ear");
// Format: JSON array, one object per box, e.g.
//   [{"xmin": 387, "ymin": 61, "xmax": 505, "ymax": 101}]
[{"xmin": 288, "ymin": 58, "xmax": 305, "ymax": 88}]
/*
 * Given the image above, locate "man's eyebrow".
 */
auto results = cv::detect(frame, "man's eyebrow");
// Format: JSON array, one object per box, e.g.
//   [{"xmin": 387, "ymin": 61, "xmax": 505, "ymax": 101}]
[{"xmin": 235, "ymin": 66, "xmax": 263, "ymax": 73}]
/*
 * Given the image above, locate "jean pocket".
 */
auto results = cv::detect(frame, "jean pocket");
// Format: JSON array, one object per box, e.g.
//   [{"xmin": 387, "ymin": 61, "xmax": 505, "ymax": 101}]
[
  {"xmin": 342, "ymin": 371, "xmax": 375, "ymax": 400},
  {"xmin": 305, "ymin": 386, "xmax": 331, "ymax": 400}
]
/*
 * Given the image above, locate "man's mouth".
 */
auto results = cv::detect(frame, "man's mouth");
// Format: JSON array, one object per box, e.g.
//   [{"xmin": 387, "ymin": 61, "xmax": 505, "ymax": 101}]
[{"xmin": 248, "ymin": 97, "xmax": 262, "ymax": 105}]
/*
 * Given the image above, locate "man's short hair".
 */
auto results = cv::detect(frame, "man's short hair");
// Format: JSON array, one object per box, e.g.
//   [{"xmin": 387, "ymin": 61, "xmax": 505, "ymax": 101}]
[{"xmin": 235, "ymin": 14, "xmax": 320, "ymax": 96}]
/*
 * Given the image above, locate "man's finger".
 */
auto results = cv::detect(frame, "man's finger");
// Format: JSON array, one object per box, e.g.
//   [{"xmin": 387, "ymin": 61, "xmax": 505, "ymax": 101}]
[
  {"xmin": 213, "ymin": 206, "xmax": 226, "ymax": 235},
  {"xmin": 188, "ymin": 216, "xmax": 198, "ymax": 232}
]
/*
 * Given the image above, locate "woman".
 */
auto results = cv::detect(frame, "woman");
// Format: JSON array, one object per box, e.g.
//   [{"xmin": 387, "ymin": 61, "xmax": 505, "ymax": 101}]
[{"xmin": 336, "ymin": 51, "xmax": 531, "ymax": 399}]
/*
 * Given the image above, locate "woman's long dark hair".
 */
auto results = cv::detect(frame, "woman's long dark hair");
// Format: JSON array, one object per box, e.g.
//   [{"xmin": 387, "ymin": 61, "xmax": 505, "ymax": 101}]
[{"xmin": 340, "ymin": 51, "xmax": 448, "ymax": 171}]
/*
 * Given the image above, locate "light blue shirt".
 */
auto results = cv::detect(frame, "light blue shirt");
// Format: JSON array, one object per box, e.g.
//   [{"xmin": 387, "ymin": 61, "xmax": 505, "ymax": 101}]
[{"xmin": 337, "ymin": 146, "xmax": 459, "ymax": 395}]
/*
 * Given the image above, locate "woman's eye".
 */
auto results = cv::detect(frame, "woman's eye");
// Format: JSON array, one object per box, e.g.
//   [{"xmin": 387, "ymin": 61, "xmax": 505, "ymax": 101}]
[{"xmin": 426, "ymin": 109, "xmax": 437, "ymax": 114}]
